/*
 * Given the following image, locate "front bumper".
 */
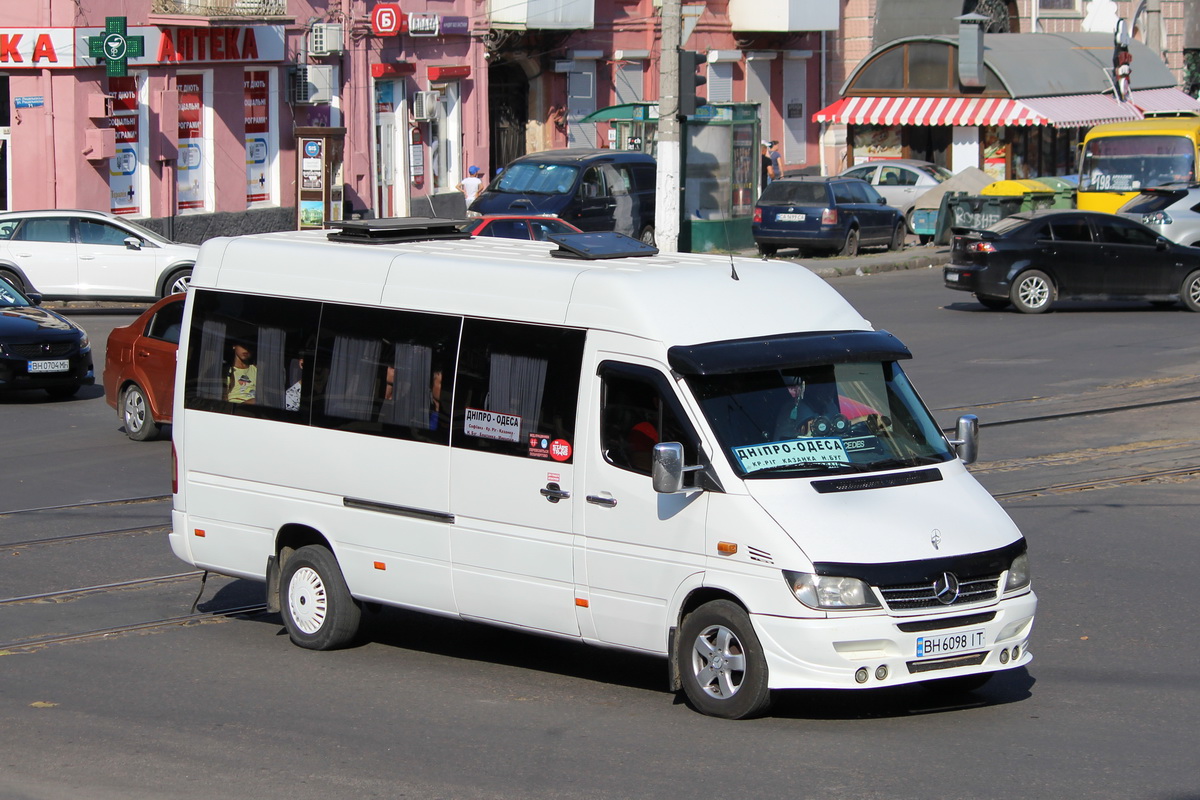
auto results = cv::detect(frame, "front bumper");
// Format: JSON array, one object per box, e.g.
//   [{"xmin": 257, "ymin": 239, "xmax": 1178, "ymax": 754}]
[{"xmin": 754, "ymin": 589, "xmax": 1037, "ymax": 690}]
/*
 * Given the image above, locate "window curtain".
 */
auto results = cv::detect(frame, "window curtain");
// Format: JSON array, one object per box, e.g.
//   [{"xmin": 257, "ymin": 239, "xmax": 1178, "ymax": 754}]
[
  {"xmin": 256, "ymin": 326, "xmax": 288, "ymax": 409},
  {"xmin": 384, "ymin": 343, "xmax": 433, "ymax": 428},
  {"xmin": 489, "ymin": 353, "xmax": 546, "ymax": 436},
  {"xmin": 196, "ymin": 319, "xmax": 227, "ymax": 400},
  {"xmin": 325, "ymin": 335, "xmax": 382, "ymax": 420}
]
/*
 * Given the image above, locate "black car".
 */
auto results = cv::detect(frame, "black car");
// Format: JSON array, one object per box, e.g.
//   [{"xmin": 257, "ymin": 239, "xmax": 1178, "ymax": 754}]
[
  {"xmin": 752, "ymin": 177, "xmax": 906, "ymax": 257},
  {"xmin": 944, "ymin": 209, "xmax": 1200, "ymax": 313},
  {"xmin": 0, "ymin": 276, "xmax": 94, "ymax": 398}
]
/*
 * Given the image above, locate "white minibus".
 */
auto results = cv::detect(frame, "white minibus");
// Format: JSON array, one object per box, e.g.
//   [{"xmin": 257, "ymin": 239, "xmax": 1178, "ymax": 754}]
[{"xmin": 170, "ymin": 220, "xmax": 1035, "ymax": 719}]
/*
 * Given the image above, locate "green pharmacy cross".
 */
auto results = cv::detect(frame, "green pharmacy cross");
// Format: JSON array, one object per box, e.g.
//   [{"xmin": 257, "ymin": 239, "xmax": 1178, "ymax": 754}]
[{"xmin": 87, "ymin": 17, "xmax": 145, "ymax": 77}]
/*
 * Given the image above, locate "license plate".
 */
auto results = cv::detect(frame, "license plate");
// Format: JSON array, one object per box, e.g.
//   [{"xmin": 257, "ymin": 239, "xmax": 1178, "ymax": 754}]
[
  {"xmin": 916, "ymin": 628, "xmax": 986, "ymax": 658},
  {"xmin": 945, "ymin": 272, "xmax": 959, "ymax": 282},
  {"xmin": 28, "ymin": 359, "xmax": 69, "ymax": 373},
  {"xmin": 776, "ymin": 213, "xmax": 806, "ymax": 222}
]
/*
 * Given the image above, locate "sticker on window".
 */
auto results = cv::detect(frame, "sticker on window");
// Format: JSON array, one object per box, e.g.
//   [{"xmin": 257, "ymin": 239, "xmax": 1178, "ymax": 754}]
[
  {"xmin": 549, "ymin": 439, "xmax": 572, "ymax": 462},
  {"xmin": 528, "ymin": 433, "xmax": 551, "ymax": 459},
  {"xmin": 733, "ymin": 438, "xmax": 849, "ymax": 472},
  {"xmin": 464, "ymin": 408, "xmax": 522, "ymax": 442}
]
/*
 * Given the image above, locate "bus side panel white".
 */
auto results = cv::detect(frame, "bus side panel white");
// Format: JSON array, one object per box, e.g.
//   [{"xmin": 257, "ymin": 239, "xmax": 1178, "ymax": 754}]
[
  {"xmin": 339, "ymin": 544, "xmax": 455, "ymax": 614},
  {"xmin": 183, "ymin": 516, "xmax": 274, "ymax": 579}
]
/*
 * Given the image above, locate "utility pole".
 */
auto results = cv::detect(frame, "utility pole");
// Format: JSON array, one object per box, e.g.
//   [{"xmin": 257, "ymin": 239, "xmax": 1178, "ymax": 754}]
[{"xmin": 655, "ymin": 0, "xmax": 681, "ymax": 253}]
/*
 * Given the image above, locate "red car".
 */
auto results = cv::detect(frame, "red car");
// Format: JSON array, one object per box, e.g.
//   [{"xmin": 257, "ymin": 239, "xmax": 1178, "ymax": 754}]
[
  {"xmin": 103, "ymin": 293, "xmax": 184, "ymax": 440},
  {"xmin": 462, "ymin": 214, "xmax": 582, "ymax": 241}
]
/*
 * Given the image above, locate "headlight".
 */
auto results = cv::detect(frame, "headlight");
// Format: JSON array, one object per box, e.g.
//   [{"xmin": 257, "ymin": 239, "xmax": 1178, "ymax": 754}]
[
  {"xmin": 783, "ymin": 570, "xmax": 881, "ymax": 610},
  {"xmin": 78, "ymin": 333, "xmax": 91, "ymax": 351},
  {"xmin": 1004, "ymin": 552, "xmax": 1031, "ymax": 592}
]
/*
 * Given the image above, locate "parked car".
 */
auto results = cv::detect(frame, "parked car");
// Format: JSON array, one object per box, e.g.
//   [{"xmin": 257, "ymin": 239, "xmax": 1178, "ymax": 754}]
[
  {"xmin": 104, "ymin": 293, "xmax": 184, "ymax": 440},
  {"xmin": 469, "ymin": 149, "xmax": 657, "ymax": 245},
  {"xmin": 944, "ymin": 209, "xmax": 1200, "ymax": 313},
  {"xmin": 461, "ymin": 215, "xmax": 582, "ymax": 241},
  {"xmin": 1117, "ymin": 182, "xmax": 1200, "ymax": 247},
  {"xmin": 752, "ymin": 177, "xmax": 906, "ymax": 257},
  {"xmin": 0, "ymin": 274, "xmax": 94, "ymax": 398},
  {"xmin": 0, "ymin": 209, "xmax": 198, "ymax": 302},
  {"xmin": 839, "ymin": 159, "xmax": 953, "ymax": 231}
]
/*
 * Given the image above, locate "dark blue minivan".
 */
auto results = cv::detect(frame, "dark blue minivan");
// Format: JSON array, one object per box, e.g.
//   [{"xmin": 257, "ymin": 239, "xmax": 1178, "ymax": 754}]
[
  {"xmin": 752, "ymin": 177, "xmax": 906, "ymax": 257},
  {"xmin": 469, "ymin": 149, "xmax": 658, "ymax": 245}
]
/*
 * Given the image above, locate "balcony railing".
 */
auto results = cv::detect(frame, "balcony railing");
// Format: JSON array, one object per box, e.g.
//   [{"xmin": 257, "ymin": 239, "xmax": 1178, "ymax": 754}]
[{"xmin": 151, "ymin": 0, "xmax": 290, "ymax": 17}]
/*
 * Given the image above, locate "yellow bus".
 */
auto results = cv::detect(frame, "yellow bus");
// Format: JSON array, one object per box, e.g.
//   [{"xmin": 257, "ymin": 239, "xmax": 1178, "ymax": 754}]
[{"xmin": 1078, "ymin": 117, "xmax": 1200, "ymax": 213}]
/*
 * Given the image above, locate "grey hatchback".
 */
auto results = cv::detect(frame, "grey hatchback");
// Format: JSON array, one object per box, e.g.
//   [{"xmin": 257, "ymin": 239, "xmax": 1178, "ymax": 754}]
[
  {"xmin": 752, "ymin": 177, "xmax": 906, "ymax": 257},
  {"xmin": 1117, "ymin": 182, "xmax": 1200, "ymax": 247}
]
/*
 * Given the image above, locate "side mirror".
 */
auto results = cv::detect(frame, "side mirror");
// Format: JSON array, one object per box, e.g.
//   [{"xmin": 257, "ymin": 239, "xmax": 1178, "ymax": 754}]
[
  {"xmin": 948, "ymin": 414, "xmax": 979, "ymax": 464},
  {"xmin": 1156, "ymin": 236, "xmax": 1169, "ymax": 251},
  {"xmin": 123, "ymin": 236, "xmax": 143, "ymax": 251},
  {"xmin": 651, "ymin": 442, "xmax": 704, "ymax": 494},
  {"xmin": 26, "ymin": 291, "xmax": 43, "ymax": 306},
  {"xmin": 878, "ymin": 197, "xmax": 888, "ymax": 205}
]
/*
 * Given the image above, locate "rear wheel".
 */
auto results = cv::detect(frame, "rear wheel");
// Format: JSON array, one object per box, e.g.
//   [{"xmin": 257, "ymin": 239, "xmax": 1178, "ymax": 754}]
[
  {"xmin": 888, "ymin": 221, "xmax": 906, "ymax": 251},
  {"xmin": 122, "ymin": 383, "xmax": 159, "ymax": 441},
  {"xmin": 977, "ymin": 295, "xmax": 1011, "ymax": 311},
  {"xmin": 677, "ymin": 600, "xmax": 772, "ymax": 719},
  {"xmin": 161, "ymin": 266, "xmax": 192, "ymax": 297},
  {"xmin": 839, "ymin": 228, "xmax": 860, "ymax": 257},
  {"xmin": 280, "ymin": 545, "xmax": 362, "ymax": 651},
  {"xmin": 1181, "ymin": 270, "xmax": 1200, "ymax": 312},
  {"xmin": 1011, "ymin": 269, "xmax": 1055, "ymax": 314},
  {"xmin": 0, "ymin": 268, "xmax": 25, "ymax": 295},
  {"xmin": 639, "ymin": 226, "xmax": 656, "ymax": 248},
  {"xmin": 757, "ymin": 243, "xmax": 778, "ymax": 257}
]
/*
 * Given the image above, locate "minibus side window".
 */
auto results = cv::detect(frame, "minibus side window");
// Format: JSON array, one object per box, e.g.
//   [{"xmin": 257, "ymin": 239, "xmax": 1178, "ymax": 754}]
[
  {"xmin": 184, "ymin": 290, "xmax": 320, "ymax": 421},
  {"xmin": 599, "ymin": 363, "xmax": 699, "ymax": 476},
  {"xmin": 453, "ymin": 320, "xmax": 585, "ymax": 461},
  {"xmin": 311, "ymin": 304, "xmax": 460, "ymax": 444}
]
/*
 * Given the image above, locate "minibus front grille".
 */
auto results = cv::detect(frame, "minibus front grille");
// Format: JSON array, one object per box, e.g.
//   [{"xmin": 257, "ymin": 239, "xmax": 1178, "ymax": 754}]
[
  {"xmin": 905, "ymin": 652, "xmax": 988, "ymax": 674},
  {"xmin": 879, "ymin": 575, "xmax": 1000, "ymax": 611},
  {"xmin": 895, "ymin": 611, "xmax": 996, "ymax": 633}
]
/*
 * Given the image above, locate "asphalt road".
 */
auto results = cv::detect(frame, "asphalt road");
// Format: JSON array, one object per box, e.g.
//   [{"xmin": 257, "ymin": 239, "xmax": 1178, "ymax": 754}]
[{"xmin": 2, "ymin": 267, "xmax": 1198, "ymax": 800}]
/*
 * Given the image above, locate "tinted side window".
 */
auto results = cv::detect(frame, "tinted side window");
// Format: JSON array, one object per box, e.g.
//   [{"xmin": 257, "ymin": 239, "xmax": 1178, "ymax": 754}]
[
  {"xmin": 630, "ymin": 164, "xmax": 656, "ymax": 192},
  {"xmin": 453, "ymin": 320, "xmax": 585, "ymax": 462},
  {"xmin": 842, "ymin": 166, "xmax": 875, "ymax": 182},
  {"xmin": 13, "ymin": 218, "xmax": 72, "ymax": 243},
  {"xmin": 600, "ymin": 363, "xmax": 699, "ymax": 476},
  {"xmin": 1096, "ymin": 217, "xmax": 1159, "ymax": 246},
  {"xmin": 79, "ymin": 220, "xmax": 133, "ymax": 246},
  {"xmin": 184, "ymin": 289, "xmax": 321, "ymax": 421},
  {"xmin": 880, "ymin": 166, "xmax": 916, "ymax": 186},
  {"xmin": 480, "ymin": 219, "xmax": 530, "ymax": 240},
  {"xmin": 1050, "ymin": 218, "xmax": 1093, "ymax": 242},
  {"xmin": 835, "ymin": 182, "xmax": 870, "ymax": 204},
  {"xmin": 147, "ymin": 300, "xmax": 185, "ymax": 344},
  {"xmin": 579, "ymin": 167, "xmax": 605, "ymax": 199}
]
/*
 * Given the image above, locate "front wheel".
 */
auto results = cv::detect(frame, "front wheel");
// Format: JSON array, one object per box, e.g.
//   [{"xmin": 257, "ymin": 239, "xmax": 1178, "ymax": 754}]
[
  {"xmin": 839, "ymin": 228, "xmax": 860, "ymax": 257},
  {"xmin": 1011, "ymin": 269, "xmax": 1055, "ymax": 314},
  {"xmin": 677, "ymin": 600, "xmax": 772, "ymax": 719},
  {"xmin": 280, "ymin": 545, "xmax": 362, "ymax": 651},
  {"xmin": 1181, "ymin": 270, "xmax": 1200, "ymax": 312},
  {"xmin": 122, "ymin": 383, "xmax": 159, "ymax": 441}
]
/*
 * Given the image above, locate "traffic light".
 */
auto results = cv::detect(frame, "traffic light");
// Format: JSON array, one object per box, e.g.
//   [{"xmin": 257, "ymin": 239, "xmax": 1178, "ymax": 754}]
[{"xmin": 678, "ymin": 49, "xmax": 707, "ymax": 117}]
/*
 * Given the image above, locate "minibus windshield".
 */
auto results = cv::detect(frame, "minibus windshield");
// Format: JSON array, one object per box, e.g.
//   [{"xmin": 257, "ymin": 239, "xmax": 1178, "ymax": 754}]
[
  {"xmin": 686, "ymin": 361, "xmax": 955, "ymax": 478},
  {"xmin": 494, "ymin": 163, "xmax": 580, "ymax": 195},
  {"xmin": 1080, "ymin": 135, "xmax": 1196, "ymax": 192}
]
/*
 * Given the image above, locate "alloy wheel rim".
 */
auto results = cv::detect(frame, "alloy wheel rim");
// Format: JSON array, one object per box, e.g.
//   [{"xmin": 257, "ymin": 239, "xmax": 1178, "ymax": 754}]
[
  {"xmin": 1019, "ymin": 277, "xmax": 1048, "ymax": 308},
  {"xmin": 691, "ymin": 624, "xmax": 747, "ymax": 699},
  {"xmin": 124, "ymin": 391, "xmax": 145, "ymax": 432}
]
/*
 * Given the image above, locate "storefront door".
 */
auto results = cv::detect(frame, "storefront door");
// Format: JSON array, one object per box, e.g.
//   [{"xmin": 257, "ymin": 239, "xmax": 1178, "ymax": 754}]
[{"xmin": 374, "ymin": 79, "xmax": 410, "ymax": 217}]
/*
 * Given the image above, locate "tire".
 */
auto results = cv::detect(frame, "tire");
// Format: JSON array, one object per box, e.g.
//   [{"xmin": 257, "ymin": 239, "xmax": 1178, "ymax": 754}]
[
  {"xmin": 45, "ymin": 384, "xmax": 81, "ymax": 400},
  {"xmin": 1010, "ymin": 269, "xmax": 1055, "ymax": 314},
  {"xmin": 1181, "ymin": 269, "xmax": 1200, "ymax": 312},
  {"xmin": 976, "ymin": 295, "xmax": 1011, "ymax": 311},
  {"xmin": 920, "ymin": 672, "xmax": 993, "ymax": 695},
  {"xmin": 0, "ymin": 268, "xmax": 25, "ymax": 295},
  {"xmin": 905, "ymin": 208, "xmax": 917, "ymax": 234},
  {"xmin": 639, "ymin": 226, "xmax": 656, "ymax": 248},
  {"xmin": 162, "ymin": 266, "xmax": 192, "ymax": 298},
  {"xmin": 757, "ymin": 243, "xmax": 777, "ymax": 257},
  {"xmin": 122, "ymin": 383, "xmax": 159, "ymax": 441},
  {"xmin": 280, "ymin": 545, "xmax": 362, "ymax": 651},
  {"xmin": 677, "ymin": 600, "xmax": 772, "ymax": 719},
  {"xmin": 888, "ymin": 221, "xmax": 906, "ymax": 251},
  {"xmin": 839, "ymin": 228, "xmax": 860, "ymax": 257}
]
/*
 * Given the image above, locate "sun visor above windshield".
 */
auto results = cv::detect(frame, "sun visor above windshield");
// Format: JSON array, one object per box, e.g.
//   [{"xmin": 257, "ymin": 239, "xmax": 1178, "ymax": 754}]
[{"xmin": 667, "ymin": 330, "xmax": 912, "ymax": 375}]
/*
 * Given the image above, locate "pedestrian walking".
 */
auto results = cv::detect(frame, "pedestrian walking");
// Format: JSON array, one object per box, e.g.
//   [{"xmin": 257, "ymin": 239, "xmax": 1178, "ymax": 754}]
[{"xmin": 457, "ymin": 165, "xmax": 484, "ymax": 206}]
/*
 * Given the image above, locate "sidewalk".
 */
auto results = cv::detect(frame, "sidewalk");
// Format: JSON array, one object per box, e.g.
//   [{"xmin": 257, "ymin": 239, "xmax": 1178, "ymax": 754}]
[{"xmin": 734, "ymin": 241, "xmax": 953, "ymax": 280}]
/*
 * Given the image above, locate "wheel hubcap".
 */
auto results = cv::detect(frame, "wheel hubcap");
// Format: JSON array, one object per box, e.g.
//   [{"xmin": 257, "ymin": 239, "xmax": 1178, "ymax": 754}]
[
  {"xmin": 1019, "ymin": 277, "xmax": 1048, "ymax": 308},
  {"xmin": 124, "ymin": 391, "xmax": 145, "ymax": 432},
  {"xmin": 691, "ymin": 624, "xmax": 747, "ymax": 699},
  {"xmin": 288, "ymin": 566, "xmax": 328, "ymax": 634},
  {"xmin": 171, "ymin": 275, "xmax": 191, "ymax": 294}
]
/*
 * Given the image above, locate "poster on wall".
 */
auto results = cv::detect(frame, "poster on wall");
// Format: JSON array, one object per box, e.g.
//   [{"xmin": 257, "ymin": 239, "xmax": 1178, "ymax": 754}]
[
  {"xmin": 108, "ymin": 75, "xmax": 141, "ymax": 215},
  {"xmin": 177, "ymin": 75, "xmax": 206, "ymax": 212},
  {"xmin": 245, "ymin": 70, "xmax": 271, "ymax": 205}
]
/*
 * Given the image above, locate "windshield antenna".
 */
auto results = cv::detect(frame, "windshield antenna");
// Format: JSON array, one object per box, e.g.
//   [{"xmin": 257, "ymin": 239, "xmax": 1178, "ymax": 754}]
[{"xmin": 730, "ymin": 253, "xmax": 740, "ymax": 281}]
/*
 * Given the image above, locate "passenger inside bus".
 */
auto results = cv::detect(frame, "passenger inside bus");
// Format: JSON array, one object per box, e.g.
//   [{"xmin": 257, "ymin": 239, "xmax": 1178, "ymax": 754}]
[{"xmin": 224, "ymin": 340, "xmax": 257, "ymax": 404}]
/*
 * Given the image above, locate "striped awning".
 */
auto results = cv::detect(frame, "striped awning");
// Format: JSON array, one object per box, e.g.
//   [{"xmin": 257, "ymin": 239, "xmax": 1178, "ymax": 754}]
[
  {"xmin": 1130, "ymin": 87, "xmax": 1200, "ymax": 115},
  {"xmin": 1019, "ymin": 94, "xmax": 1141, "ymax": 128},
  {"xmin": 812, "ymin": 96, "xmax": 1047, "ymax": 127}
]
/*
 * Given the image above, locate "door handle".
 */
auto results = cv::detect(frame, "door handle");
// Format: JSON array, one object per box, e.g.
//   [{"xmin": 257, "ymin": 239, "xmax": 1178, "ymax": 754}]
[
  {"xmin": 540, "ymin": 482, "xmax": 570, "ymax": 503},
  {"xmin": 586, "ymin": 494, "xmax": 618, "ymax": 508}
]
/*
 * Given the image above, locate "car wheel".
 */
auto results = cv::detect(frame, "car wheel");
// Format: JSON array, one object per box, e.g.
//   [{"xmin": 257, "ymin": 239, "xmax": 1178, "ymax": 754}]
[
  {"xmin": 920, "ymin": 673, "xmax": 993, "ymax": 695},
  {"xmin": 757, "ymin": 243, "xmax": 777, "ymax": 257},
  {"xmin": 677, "ymin": 599, "xmax": 772, "ymax": 719},
  {"xmin": 280, "ymin": 545, "xmax": 362, "ymax": 651},
  {"xmin": 1181, "ymin": 270, "xmax": 1200, "ymax": 312},
  {"xmin": 976, "ymin": 295, "xmax": 1011, "ymax": 310},
  {"xmin": 1011, "ymin": 269, "xmax": 1055, "ymax": 314},
  {"xmin": 905, "ymin": 208, "xmax": 918, "ymax": 234},
  {"xmin": 122, "ymin": 383, "xmax": 159, "ymax": 442},
  {"xmin": 888, "ymin": 221, "xmax": 906, "ymax": 251},
  {"xmin": 839, "ymin": 228, "xmax": 860, "ymax": 257},
  {"xmin": 0, "ymin": 268, "xmax": 26, "ymax": 295},
  {"xmin": 639, "ymin": 226, "xmax": 656, "ymax": 248},
  {"xmin": 45, "ymin": 384, "xmax": 81, "ymax": 400},
  {"xmin": 162, "ymin": 266, "xmax": 192, "ymax": 297}
]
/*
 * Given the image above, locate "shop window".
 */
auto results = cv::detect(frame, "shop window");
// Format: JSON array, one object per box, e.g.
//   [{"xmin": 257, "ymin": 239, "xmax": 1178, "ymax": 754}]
[
  {"xmin": 1038, "ymin": 0, "xmax": 1080, "ymax": 15},
  {"xmin": 906, "ymin": 43, "xmax": 952, "ymax": 91},
  {"xmin": 453, "ymin": 319, "xmax": 585, "ymax": 461},
  {"xmin": 853, "ymin": 49, "xmax": 904, "ymax": 92}
]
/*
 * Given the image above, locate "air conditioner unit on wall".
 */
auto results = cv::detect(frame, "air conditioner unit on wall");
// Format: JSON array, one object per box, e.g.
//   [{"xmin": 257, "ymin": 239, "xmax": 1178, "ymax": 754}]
[
  {"xmin": 309, "ymin": 23, "xmax": 344, "ymax": 57},
  {"xmin": 291, "ymin": 65, "xmax": 334, "ymax": 104},
  {"xmin": 412, "ymin": 91, "xmax": 440, "ymax": 121}
]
